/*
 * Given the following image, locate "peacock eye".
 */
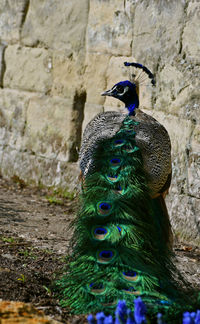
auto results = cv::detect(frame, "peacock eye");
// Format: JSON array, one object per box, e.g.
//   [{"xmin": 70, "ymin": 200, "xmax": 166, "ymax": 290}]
[{"xmin": 116, "ymin": 85, "xmax": 124, "ymax": 93}]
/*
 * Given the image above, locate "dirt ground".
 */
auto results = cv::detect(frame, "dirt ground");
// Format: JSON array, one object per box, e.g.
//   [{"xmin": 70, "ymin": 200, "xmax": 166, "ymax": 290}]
[{"xmin": 0, "ymin": 176, "xmax": 199, "ymax": 323}]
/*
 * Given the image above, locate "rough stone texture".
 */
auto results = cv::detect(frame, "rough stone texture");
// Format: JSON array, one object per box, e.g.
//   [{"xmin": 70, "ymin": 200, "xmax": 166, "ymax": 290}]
[
  {"xmin": 84, "ymin": 53, "xmax": 111, "ymax": 105},
  {"xmin": 4, "ymin": 45, "xmax": 52, "ymax": 93},
  {"xmin": 0, "ymin": 0, "xmax": 29, "ymax": 43},
  {"xmin": 21, "ymin": 0, "xmax": 89, "ymax": 55},
  {"xmin": 131, "ymin": 0, "xmax": 185, "ymax": 64},
  {"xmin": 0, "ymin": 89, "xmax": 33, "ymax": 148},
  {"xmin": 0, "ymin": 0, "xmax": 199, "ymax": 244},
  {"xmin": 25, "ymin": 96, "xmax": 74, "ymax": 160},
  {"xmin": 52, "ymin": 52, "xmax": 83, "ymax": 100},
  {"xmin": 87, "ymin": 0, "xmax": 133, "ymax": 56},
  {"xmin": 1, "ymin": 146, "xmax": 79, "ymax": 189},
  {"xmin": 182, "ymin": 1, "xmax": 200, "ymax": 63}
]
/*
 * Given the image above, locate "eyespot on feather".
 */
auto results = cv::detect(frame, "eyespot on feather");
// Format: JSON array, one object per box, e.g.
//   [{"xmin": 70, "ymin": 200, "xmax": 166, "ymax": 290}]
[
  {"xmin": 113, "ymin": 139, "xmax": 126, "ymax": 147},
  {"xmin": 109, "ymin": 157, "xmax": 122, "ymax": 168},
  {"xmin": 97, "ymin": 249, "xmax": 116, "ymax": 264},
  {"xmin": 124, "ymin": 144, "xmax": 139, "ymax": 153},
  {"xmin": 97, "ymin": 202, "xmax": 113, "ymax": 216},
  {"xmin": 88, "ymin": 282, "xmax": 106, "ymax": 295},
  {"xmin": 156, "ymin": 300, "xmax": 171, "ymax": 305},
  {"xmin": 122, "ymin": 270, "xmax": 139, "ymax": 282},
  {"xmin": 123, "ymin": 286, "xmax": 140, "ymax": 295},
  {"xmin": 115, "ymin": 184, "xmax": 124, "ymax": 195},
  {"xmin": 101, "ymin": 300, "xmax": 118, "ymax": 307},
  {"xmin": 92, "ymin": 226, "xmax": 109, "ymax": 241},
  {"xmin": 117, "ymin": 226, "xmax": 122, "ymax": 233},
  {"xmin": 106, "ymin": 174, "xmax": 119, "ymax": 183}
]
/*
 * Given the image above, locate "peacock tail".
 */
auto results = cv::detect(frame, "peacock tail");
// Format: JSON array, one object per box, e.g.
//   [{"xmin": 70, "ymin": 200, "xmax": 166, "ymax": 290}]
[{"xmin": 55, "ymin": 115, "xmax": 193, "ymax": 319}]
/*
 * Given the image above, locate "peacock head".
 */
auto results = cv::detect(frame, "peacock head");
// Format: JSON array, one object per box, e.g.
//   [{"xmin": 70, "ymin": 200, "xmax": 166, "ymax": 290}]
[
  {"xmin": 101, "ymin": 80, "xmax": 139, "ymax": 116},
  {"xmin": 101, "ymin": 62, "xmax": 155, "ymax": 116}
]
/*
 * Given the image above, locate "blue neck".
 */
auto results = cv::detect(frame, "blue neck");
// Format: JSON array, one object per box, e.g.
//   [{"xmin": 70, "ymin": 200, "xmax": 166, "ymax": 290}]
[{"xmin": 126, "ymin": 102, "xmax": 138, "ymax": 116}]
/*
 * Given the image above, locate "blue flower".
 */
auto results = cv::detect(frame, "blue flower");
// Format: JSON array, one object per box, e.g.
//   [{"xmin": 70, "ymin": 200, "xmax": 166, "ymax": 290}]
[
  {"xmin": 134, "ymin": 297, "xmax": 147, "ymax": 324},
  {"xmin": 126, "ymin": 308, "xmax": 136, "ymax": 324},
  {"xmin": 96, "ymin": 312, "xmax": 106, "ymax": 324},
  {"xmin": 115, "ymin": 300, "xmax": 127, "ymax": 323},
  {"xmin": 87, "ymin": 314, "xmax": 96, "ymax": 324},
  {"xmin": 157, "ymin": 313, "xmax": 164, "ymax": 324},
  {"xmin": 183, "ymin": 312, "xmax": 195, "ymax": 324},
  {"xmin": 87, "ymin": 299, "xmax": 200, "ymax": 324},
  {"xmin": 195, "ymin": 310, "xmax": 200, "ymax": 324},
  {"xmin": 104, "ymin": 315, "xmax": 114, "ymax": 324}
]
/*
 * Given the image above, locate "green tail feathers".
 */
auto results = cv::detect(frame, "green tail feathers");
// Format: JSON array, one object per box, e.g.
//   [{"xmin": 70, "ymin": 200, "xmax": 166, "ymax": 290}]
[{"xmin": 55, "ymin": 116, "xmax": 195, "ymax": 318}]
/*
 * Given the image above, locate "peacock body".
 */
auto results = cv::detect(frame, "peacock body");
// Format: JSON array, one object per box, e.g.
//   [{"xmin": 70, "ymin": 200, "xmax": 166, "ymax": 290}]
[{"xmin": 55, "ymin": 63, "xmax": 195, "ymax": 321}]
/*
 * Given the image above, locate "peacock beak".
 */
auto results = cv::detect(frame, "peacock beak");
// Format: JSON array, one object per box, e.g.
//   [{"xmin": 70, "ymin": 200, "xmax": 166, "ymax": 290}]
[{"xmin": 101, "ymin": 89, "xmax": 113, "ymax": 96}]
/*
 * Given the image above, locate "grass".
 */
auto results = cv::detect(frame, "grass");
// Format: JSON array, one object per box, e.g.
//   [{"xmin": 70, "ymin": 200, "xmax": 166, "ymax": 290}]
[
  {"xmin": 45, "ymin": 187, "xmax": 76, "ymax": 205},
  {"xmin": 1, "ymin": 236, "xmax": 16, "ymax": 243},
  {"xmin": 18, "ymin": 248, "xmax": 37, "ymax": 259},
  {"xmin": 17, "ymin": 274, "xmax": 26, "ymax": 283}
]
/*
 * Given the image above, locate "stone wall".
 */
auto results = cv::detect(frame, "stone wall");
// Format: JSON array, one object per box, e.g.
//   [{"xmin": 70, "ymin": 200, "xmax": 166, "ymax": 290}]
[{"xmin": 0, "ymin": 0, "xmax": 199, "ymax": 244}]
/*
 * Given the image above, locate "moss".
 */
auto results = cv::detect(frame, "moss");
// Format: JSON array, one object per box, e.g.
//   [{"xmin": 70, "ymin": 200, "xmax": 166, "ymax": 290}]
[{"xmin": 45, "ymin": 186, "xmax": 76, "ymax": 205}]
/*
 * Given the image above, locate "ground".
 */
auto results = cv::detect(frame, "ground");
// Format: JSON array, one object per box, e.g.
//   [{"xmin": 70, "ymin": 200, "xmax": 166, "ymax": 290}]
[{"xmin": 0, "ymin": 176, "xmax": 199, "ymax": 323}]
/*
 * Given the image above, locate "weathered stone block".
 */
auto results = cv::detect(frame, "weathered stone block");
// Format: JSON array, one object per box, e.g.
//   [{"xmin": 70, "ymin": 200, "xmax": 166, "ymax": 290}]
[
  {"xmin": 87, "ymin": 0, "xmax": 132, "ymax": 56},
  {"xmin": 167, "ymin": 194, "xmax": 200, "ymax": 245},
  {"xmin": 132, "ymin": 1, "xmax": 185, "ymax": 64},
  {"xmin": 0, "ymin": 88, "xmax": 33, "ymax": 148},
  {"xmin": 4, "ymin": 45, "xmax": 52, "ymax": 92},
  {"xmin": 154, "ymin": 64, "xmax": 185, "ymax": 113},
  {"xmin": 182, "ymin": 1, "xmax": 200, "ymax": 63},
  {"xmin": 0, "ymin": 147, "xmax": 35, "ymax": 184},
  {"xmin": 21, "ymin": 0, "xmax": 89, "ymax": 54},
  {"xmin": 52, "ymin": 52, "xmax": 82, "ymax": 99},
  {"xmin": 0, "ymin": 146, "xmax": 79, "ymax": 191},
  {"xmin": 24, "ymin": 95, "xmax": 74, "ymax": 161},
  {"xmin": 188, "ymin": 125, "xmax": 200, "ymax": 198},
  {"xmin": 191, "ymin": 124, "xmax": 200, "ymax": 152},
  {"xmin": 149, "ymin": 110, "xmax": 192, "ymax": 156},
  {"xmin": 154, "ymin": 62, "xmax": 200, "ymax": 119},
  {"xmin": 187, "ymin": 152, "xmax": 200, "ymax": 199},
  {"xmin": 84, "ymin": 53, "xmax": 111, "ymax": 105},
  {"xmin": 0, "ymin": 0, "xmax": 28, "ymax": 42}
]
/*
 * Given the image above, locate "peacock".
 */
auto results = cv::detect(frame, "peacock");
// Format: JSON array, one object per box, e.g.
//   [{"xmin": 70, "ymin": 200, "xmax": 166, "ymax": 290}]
[{"xmin": 55, "ymin": 62, "xmax": 197, "ymax": 322}]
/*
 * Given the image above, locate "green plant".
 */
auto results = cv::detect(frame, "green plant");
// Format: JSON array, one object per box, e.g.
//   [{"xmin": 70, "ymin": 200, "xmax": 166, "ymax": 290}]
[
  {"xmin": 18, "ymin": 248, "xmax": 37, "ymax": 259},
  {"xmin": 61, "ymin": 189, "xmax": 75, "ymax": 200},
  {"xmin": 45, "ymin": 187, "xmax": 76, "ymax": 205},
  {"xmin": 43, "ymin": 248, "xmax": 53, "ymax": 255},
  {"xmin": 1, "ymin": 236, "xmax": 16, "ymax": 243},
  {"xmin": 17, "ymin": 274, "xmax": 26, "ymax": 283},
  {"xmin": 46, "ymin": 196, "xmax": 64, "ymax": 205},
  {"xmin": 43, "ymin": 285, "xmax": 52, "ymax": 296}
]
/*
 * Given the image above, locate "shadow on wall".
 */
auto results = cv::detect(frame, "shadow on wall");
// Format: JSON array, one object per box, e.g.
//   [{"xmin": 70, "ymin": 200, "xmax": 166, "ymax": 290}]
[{"xmin": 68, "ymin": 90, "xmax": 86, "ymax": 162}]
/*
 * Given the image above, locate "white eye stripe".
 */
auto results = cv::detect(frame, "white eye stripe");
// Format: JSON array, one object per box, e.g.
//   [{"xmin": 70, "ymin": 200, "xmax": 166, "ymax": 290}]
[
  {"xmin": 112, "ymin": 85, "xmax": 118, "ymax": 91},
  {"xmin": 118, "ymin": 86, "xmax": 129, "ymax": 96}
]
